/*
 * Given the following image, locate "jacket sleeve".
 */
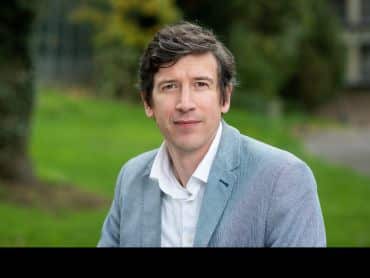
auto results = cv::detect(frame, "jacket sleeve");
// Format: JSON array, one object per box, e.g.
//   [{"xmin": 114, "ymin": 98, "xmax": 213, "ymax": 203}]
[
  {"xmin": 265, "ymin": 160, "xmax": 326, "ymax": 247},
  {"xmin": 97, "ymin": 167, "xmax": 125, "ymax": 247}
]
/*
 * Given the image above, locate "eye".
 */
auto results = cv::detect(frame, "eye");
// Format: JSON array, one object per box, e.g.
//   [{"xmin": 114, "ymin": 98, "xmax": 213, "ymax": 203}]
[
  {"xmin": 195, "ymin": 81, "xmax": 210, "ymax": 89},
  {"xmin": 161, "ymin": 82, "xmax": 178, "ymax": 92}
]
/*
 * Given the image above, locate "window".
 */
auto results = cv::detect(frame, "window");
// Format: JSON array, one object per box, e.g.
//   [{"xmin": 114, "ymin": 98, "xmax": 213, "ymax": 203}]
[
  {"xmin": 361, "ymin": 0, "xmax": 370, "ymax": 22},
  {"xmin": 362, "ymin": 0, "xmax": 370, "ymax": 21}
]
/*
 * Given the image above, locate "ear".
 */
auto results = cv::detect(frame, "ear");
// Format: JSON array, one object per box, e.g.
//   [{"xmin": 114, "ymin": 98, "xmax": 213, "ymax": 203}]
[
  {"xmin": 140, "ymin": 92, "xmax": 154, "ymax": 118},
  {"xmin": 221, "ymin": 84, "xmax": 232, "ymax": 114}
]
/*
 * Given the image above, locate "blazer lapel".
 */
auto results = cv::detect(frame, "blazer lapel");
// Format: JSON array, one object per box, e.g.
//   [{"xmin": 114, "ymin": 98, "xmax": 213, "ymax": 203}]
[
  {"xmin": 193, "ymin": 121, "xmax": 241, "ymax": 247},
  {"xmin": 193, "ymin": 165, "xmax": 236, "ymax": 247},
  {"xmin": 141, "ymin": 166, "xmax": 162, "ymax": 247}
]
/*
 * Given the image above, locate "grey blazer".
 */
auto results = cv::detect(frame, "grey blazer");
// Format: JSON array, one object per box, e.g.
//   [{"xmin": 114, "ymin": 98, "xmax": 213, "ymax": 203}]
[{"xmin": 98, "ymin": 121, "xmax": 326, "ymax": 247}]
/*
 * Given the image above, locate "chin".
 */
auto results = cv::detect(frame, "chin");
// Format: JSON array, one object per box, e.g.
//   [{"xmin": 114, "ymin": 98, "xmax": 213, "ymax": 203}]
[{"xmin": 174, "ymin": 140, "xmax": 205, "ymax": 153}]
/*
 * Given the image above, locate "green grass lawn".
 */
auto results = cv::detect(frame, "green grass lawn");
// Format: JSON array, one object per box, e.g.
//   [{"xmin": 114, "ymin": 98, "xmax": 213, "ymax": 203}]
[{"xmin": 0, "ymin": 88, "xmax": 369, "ymax": 246}]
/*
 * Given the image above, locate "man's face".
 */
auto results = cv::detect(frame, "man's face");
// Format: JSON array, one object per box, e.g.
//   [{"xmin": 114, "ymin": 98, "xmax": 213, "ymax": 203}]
[{"xmin": 143, "ymin": 52, "xmax": 231, "ymax": 155}]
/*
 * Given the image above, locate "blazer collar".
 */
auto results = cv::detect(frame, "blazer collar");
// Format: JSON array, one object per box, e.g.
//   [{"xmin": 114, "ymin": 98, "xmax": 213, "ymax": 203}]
[
  {"xmin": 214, "ymin": 119, "xmax": 241, "ymax": 171},
  {"xmin": 193, "ymin": 120, "xmax": 241, "ymax": 246}
]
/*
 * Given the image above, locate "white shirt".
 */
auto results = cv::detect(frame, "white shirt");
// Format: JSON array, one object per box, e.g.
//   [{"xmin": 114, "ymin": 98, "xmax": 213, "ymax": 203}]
[{"xmin": 149, "ymin": 122, "xmax": 223, "ymax": 247}]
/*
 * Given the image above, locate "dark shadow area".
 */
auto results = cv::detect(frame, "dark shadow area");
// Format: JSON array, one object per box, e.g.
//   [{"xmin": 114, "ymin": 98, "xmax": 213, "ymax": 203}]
[{"xmin": 0, "ymin": 180, "xmax": 109, "ymax": 214}]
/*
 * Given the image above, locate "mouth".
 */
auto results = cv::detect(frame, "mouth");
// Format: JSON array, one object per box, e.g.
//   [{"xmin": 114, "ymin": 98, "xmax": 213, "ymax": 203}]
[{"xmin": 173, "ymin": 120, "xmax": 201, "ymax": 127}]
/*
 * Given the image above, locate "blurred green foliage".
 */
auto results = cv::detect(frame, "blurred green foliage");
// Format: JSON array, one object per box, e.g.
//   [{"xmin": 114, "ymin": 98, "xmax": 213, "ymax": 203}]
[
  {"xmin": 178, "ymin": 0, "xmax": 345, "ymax": 112},
  {"xmin": 72, "ymin": 0, "xmax": 181, "ymax": 101},
  {"xmin": 70, "ymin": 0, "xmax": 344, "ymax": 112}
]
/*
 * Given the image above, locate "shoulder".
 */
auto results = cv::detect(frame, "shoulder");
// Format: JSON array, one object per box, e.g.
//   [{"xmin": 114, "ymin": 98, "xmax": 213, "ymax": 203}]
[
  {"xmin": 240, "ymin": 133, "xmax": 302, "ymax": 166},
  {"xmin": 240, "ymin": 133, "xmax": 317, "ymax": 195},
  {"xmin": 123, "ymin": 149, "xmax": 158, "ymax": 171},
  {"xmin": 221, "ymin": 121, "xmax": 311, "ymax": 177},
  {"xmin": 118, "ymin": 149, "xmax": 158, "ymax": 178},
  {"xmin": 222, "ymin": 121, "xmax": 303, "ymax": 170},
  {"xmin": 114, "ymin": 149, "xmax": 158, "ymax": 191},
  {"xmin": 236, "ymin": 131, "xmax": 316, "ymax": 190},
  {"xmin": 110, "ymin": 149, "xmax": 158, "ymax": 204}
]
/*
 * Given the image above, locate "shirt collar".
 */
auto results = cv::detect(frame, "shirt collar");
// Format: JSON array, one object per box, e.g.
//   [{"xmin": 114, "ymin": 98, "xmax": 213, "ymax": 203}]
[
  {"xmin": 192, "ymin": 122, "xmax": 222, "ymax": 183},
  {"xmin": 151, "ymin": 141, "xmax": 194, "ymax": 199},
  {"xmin": 150, "ymin": 122, "xmax": 222, "ymax": 186}
]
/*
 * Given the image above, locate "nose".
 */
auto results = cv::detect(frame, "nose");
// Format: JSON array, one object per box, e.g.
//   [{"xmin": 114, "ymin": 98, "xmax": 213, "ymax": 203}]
[{"xmin": 175, "ymin": 86, "xmax": 196, "ymax": 112}]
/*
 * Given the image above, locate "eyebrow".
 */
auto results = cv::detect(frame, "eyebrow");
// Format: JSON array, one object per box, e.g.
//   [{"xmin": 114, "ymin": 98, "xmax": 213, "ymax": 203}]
[
  {"xmin": 193, "ymin": 77, "xmax": 214, "ymax": 84},
  {"xmin": 157, "ymin": 76, "xmax": 214, "ymax": 86},
  {"xmin": 156, "ymin": 79, "xmax": 177, "ymax": 88}
]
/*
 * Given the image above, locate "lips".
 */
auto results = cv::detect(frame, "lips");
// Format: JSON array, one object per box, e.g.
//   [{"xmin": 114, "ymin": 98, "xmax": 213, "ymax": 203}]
[{"xmin": 173, "ymin": 120, "xmax": 201, "ymax": 126}]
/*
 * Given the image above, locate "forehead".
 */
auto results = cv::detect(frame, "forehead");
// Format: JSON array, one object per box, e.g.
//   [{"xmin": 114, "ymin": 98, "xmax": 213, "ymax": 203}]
[{"xmin": 154, "ymin": 52, "xmax": 218, "ymax": 84}]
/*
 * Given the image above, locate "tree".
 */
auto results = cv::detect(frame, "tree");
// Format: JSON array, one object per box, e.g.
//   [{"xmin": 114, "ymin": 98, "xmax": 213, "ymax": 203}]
[
  {"xmin": 0, "ymin": 1, "xmax": 38, "ymax": 183},
  {"xmin": 280, "ymin": 0, "xmax": 345, "ymax": 110},
  {"xmin": 177, "ymin": 0, "xmax": 345, "ymax": 112},
  {"xmin": 72, "ymin": 0, "xmax": 181, "ymax": 101}
]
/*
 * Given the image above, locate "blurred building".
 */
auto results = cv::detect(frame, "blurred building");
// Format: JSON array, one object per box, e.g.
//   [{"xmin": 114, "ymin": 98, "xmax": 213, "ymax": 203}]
[
  {"xmin": 332, "ymin": 0, "xmax": 370, "ymax": 90},
  {"xmin": 32, "ymin": 0, "xmax": 94, "ymax": 87}
]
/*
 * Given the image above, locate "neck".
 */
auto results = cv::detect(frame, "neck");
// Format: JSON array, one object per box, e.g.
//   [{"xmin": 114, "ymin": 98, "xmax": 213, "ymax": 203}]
[
  {"xmin": 166, "ymin": 122, "xmax": 221, "ymax": 187},
  {"xmin": 167, "ymin": 149, "xmax": 205, "ymax": 187}
]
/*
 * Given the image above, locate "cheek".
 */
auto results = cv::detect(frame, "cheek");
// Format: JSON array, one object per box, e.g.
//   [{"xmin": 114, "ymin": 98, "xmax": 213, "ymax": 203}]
[
  {"xmin": 152, "ymin": 97, "xmax": 176, "ymax": 116},
  {"xmin": 151, "ymin": 105, "xmax": 172, "ymax": 123},
  {"xmin": 199, "ymin": 94, "xmax": 224, "ymax": 114}
]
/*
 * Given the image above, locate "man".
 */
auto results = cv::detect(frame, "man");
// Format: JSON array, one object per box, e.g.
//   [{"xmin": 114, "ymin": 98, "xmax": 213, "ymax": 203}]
[{"xmin": 98, "ymin": 21, "xmax": 326, "ymax": 247}]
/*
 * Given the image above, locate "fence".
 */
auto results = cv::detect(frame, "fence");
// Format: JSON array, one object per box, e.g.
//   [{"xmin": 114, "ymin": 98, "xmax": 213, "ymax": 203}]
[{"xmin": 32, "ymin": 0, "xmax": 94, "ymax": 87}]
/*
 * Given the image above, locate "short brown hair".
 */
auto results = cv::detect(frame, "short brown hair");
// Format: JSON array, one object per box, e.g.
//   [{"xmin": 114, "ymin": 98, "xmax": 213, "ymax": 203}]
[{"xmin": 139, "ymin": 21, "xmax": 236, "ymax": 107}]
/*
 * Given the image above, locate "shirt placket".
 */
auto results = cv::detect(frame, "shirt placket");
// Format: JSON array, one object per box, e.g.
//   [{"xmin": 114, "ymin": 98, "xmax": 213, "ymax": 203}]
[{"xmin": 181, "ymin": 198, "xmax": 195, "ymax": 247}]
